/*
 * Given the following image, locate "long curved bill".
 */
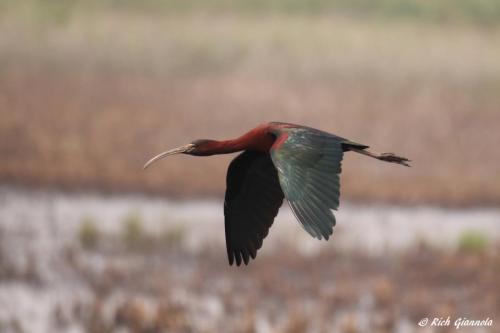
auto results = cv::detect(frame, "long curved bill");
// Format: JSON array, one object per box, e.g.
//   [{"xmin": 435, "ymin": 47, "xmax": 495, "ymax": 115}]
[{"xmin": 143, "ymin": 144, "xmax": 194, "ymax": 170}]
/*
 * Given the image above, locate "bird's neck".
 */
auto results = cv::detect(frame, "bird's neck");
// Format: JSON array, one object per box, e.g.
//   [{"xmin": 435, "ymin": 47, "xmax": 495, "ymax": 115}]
[
  {"xmin": 203, "ymin": 138, "xmax": 253, "ymax": 155},
  {"xmin": 201, "ymin": 127, "xmax": 275, "ymax": 155}
]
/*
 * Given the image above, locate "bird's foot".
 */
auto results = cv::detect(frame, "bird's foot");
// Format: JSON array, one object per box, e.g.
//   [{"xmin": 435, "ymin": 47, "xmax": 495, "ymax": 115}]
[{"xmin": 378, "ymin": 153, "xmax": 411, "ymax": 167}]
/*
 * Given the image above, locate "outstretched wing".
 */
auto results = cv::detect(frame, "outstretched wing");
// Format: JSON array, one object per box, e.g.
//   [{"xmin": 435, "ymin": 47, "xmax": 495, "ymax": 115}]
[
  {"xmin": 270, "ymin": 127, "xmax": 345, "ymax": 240},
  {"xmin": 224, "ymin": 150, "xmax": 284, "ymax": 266}
]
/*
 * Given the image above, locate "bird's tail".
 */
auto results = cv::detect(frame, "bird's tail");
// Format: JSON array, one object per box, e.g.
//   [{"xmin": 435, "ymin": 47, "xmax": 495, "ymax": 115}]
[{"xmin": 350, "ymin": 148, "xmax": 411, "ymax": 167}]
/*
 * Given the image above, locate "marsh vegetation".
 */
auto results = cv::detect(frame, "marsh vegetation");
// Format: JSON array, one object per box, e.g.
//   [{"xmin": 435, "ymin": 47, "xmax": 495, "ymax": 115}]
[{"xmin": 1, "ymin": 1, "xmax": 499, "ymax": 332}]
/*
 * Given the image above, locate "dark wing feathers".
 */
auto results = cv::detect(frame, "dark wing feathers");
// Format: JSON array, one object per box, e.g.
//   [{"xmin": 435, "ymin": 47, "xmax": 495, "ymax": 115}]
[
  {"xmin": 270, "ymin": 128, "xmax": 344, "ymax": 240},
  {"xmin": 224, "ymin": 150, "xmax": 284, "ymax": 266},
  {"xmin": 224, "ymin": 126, "xmax": 349, "ymax": 266}
]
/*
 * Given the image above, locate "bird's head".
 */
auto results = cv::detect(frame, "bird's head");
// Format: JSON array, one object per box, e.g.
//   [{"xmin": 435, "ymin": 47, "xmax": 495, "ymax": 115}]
[{"xmin": 143, "ymin": 139, "xmax": 217, "ymax": 169}]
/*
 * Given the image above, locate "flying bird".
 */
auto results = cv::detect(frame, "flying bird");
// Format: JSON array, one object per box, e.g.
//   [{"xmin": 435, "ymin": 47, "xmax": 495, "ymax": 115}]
[{"xmin": 144, "ymin": 122, "xmax": 410, "ymax": 266}]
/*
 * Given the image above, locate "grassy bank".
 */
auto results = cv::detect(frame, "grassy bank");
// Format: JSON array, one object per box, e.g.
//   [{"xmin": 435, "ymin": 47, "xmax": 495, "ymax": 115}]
[
  {"xmin": 2, "ymin": 0, "xmax": 500, "ymax": 25},
  {"xmin": 1, "ymin": 7, "xmax": 500, "ymax": 205}
]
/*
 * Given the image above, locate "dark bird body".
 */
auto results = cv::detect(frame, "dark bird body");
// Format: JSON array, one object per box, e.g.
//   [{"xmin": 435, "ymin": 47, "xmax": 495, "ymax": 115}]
[{"xmin": 144, "ymin": 122, "xmax": 410, "ymax": 266}]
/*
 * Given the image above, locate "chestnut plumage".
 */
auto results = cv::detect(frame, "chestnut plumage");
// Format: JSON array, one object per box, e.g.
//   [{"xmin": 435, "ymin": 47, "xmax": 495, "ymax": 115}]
[{"xmin": 144, "ymin": 122, "xmax": 410, "ymax": 266}]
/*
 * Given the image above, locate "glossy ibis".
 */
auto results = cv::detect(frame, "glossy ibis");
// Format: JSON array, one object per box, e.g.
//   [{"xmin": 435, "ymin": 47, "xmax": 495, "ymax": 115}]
[{"xmin": 144, "ymin": 122, "xmax": 410, "ymax": 266}]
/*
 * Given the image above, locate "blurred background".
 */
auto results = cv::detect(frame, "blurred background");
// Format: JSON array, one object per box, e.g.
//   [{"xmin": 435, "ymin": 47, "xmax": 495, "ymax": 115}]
[{"xmin": 1, "ymin": 0, "xmax": 499, "ymax": 332}]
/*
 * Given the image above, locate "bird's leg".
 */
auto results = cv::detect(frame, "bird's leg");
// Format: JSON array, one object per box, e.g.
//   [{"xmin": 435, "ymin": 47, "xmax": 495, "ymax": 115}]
[{"xmin": 350, "ymin": 148, "xmax": 411, "ymax": 167}]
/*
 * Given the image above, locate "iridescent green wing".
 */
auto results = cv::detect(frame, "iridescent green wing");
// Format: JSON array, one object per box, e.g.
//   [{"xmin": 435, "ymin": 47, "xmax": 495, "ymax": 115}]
[{"xmin": 270, "ymin": 127, "xmax": 344, "ymax": 240}]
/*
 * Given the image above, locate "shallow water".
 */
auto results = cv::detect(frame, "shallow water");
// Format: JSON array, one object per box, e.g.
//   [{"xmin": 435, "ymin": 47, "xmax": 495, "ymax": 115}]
[
  {"xmin": 1, "ymin": 186, "xmax": 498, "ymax": 257},
  {"xmin": 0, "ymin": 186, "xmax": 499, "ymax": 332}
]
